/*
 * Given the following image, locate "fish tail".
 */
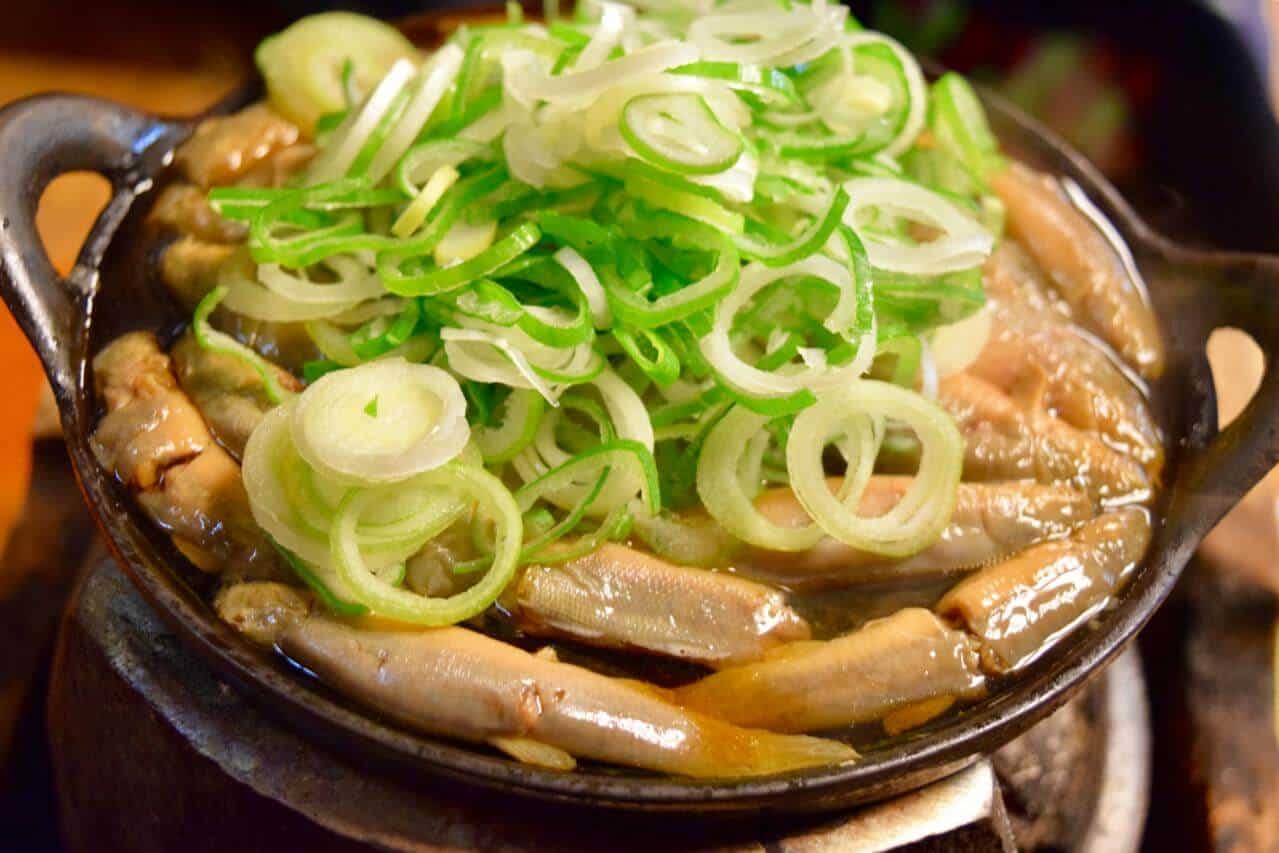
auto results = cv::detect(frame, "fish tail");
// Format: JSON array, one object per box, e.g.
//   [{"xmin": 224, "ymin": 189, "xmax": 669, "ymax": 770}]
[{"xmin": 679, "ymin": 712, "xmax": 857, "ymax": 779}]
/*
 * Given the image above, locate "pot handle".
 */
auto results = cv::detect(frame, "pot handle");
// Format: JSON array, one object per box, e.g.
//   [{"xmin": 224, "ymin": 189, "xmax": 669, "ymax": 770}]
[
  {"xmin": 0, "ymin": 94, "xmax": 185, "ymax": 404},
  {"xmin": 1163, "ymin": 248, "xmax": 1279, "ymax": 543}
]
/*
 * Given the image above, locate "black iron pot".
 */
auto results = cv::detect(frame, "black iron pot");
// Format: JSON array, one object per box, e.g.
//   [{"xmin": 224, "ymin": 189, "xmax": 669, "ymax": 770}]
[{"xmin": 2, "ymin": 33, "xmax": 1278, "ymax": 815}]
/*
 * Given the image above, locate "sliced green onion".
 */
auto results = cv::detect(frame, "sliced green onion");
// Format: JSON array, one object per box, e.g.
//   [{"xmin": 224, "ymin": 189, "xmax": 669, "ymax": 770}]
[
  {"xmin": 333, "ymin": 464, "xmax": 521, "ymax": 625},
  {"xmin": 392, "ymin": 165, "xmax": 459, "ymax": 237},
  {"xmin": 381, "ymin": 222, "xmax": 541, "ymax": 296},
  {"xmin": 272, "ymin": 538, "xmax": 367, "ymax": 616},
  {"xmin": 292, "ymin": 359, "xmax": 470, "ymax": 483},
  {"xmin": 621, "ymin": 93, "xmax": 743, "ymax": 175},
  {"xmin": 474, "ymin": 388, "xmax": 546, "ymax": 463},
  {"xmin": 696, "ymin": 405, "xmax": 821, "ymax": 551},
  {"xmin": 193, "ymin": 285, "xmax": 297, "ymax": 405},
  {"xmin": 931, "ymin": 72, "xmax": 1003, "ymax": 182},
  {"xmin": 517, "ymin": 439, "xmax": 661, "ymax": 517},
  {"xmin": 736, "ymin": 186, "xmax": 849, "ymax": 266},
  {"xmin": 624, "ymin": 171, "xmax": 745, "ymax": 234},
  {"xmin": 220, "ymin": 8, "xmax": 1007, "ymax": 623},
  {"xmin": 256, "ymin": 12, "xmax": 420, "ymax": 132},
  {"xmin": 606, "ymin": 241, "xmax": 740, "ymax": 329},
  {"xmin": 671, "ymin": 61, "xmax": 801, "ymax": 108},
  {"xmin": 787, "ymin": 379, "xmax": 962, "ymax": 556}
]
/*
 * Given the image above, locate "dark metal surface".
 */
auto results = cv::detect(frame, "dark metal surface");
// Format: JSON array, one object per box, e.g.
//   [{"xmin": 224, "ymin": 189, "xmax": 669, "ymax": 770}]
[{"xmin": 2, "ymin": 41, "xmax": 1278, "ymax": 813}]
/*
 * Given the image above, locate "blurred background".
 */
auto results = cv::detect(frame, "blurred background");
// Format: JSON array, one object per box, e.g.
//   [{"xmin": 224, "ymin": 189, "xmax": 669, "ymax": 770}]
[{"xmin": 0, "ymin": 0, "xmax": 1276, "ymax": 850}]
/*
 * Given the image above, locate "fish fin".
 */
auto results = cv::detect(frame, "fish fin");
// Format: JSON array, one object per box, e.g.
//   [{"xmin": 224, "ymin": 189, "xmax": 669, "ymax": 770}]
[
  {"xmin": 687, "ymin": 712, "xmax": 859, "ymax": 778},
  {"xmin": 489, "ymin": 736, "xmax": 577, "ymax": 771},
  {"xmin": 760, "ymin": 640, "xmax": 824, "ymax": 662},
  {"xmin": 882, "ymin": 695, "xmax": 956, "ymax": 736},
  {"xmin": 533, "ymin": 645, "xmax": 559, "ymax": 662}
]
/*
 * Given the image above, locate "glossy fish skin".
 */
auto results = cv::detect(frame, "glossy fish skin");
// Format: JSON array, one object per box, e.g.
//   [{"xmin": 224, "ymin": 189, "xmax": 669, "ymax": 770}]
[
  {"xmin": 936, "ymin": 507, "xmax": 1152, "ymax": 674},
  {"xmin": 278, "ymin": 614, "xmax": 858, "ymax": 778},
  {"xmin": 512, "ymin": 542, "xmax": 811, "ymax": 668},
  {"xmin": 980, "ymin": 240, "xmax": 1072, "ymax": 321},
  {"xmin": 91, "ymin": 332, "xmax": 213, "ymax": 490},
  {"xmin": 673, "ymin": 608, "xmax": 985, "ymax": 734},
  {"xmin": 150, "ymin": 183, "xmax": 248, "ymax": 244},
  {"xmin": 215, "ymin": 581, "xmax": 310, "ymax": 646},
  {"xmin": 91, "ymin": 333, "xmax": 281, "ymax": 579},
  {"xmin": 160, "ymin": 236, "xmax": 237, "ymax": 313},
  {"xmin": 736, "ymin": 477, "xmax": 1095, "ymax": 590},
  {"xmin": 171, "ymin": 330, "xmax": 301, "ymax": 460},
  {"xmin": 976, "ymin": 241, "xmax": 1164, "ymax": 474},
  {"xmin": 938, "ymin": 372, "xmax": 1151, "ymax": 504},
  {"xmin": 174, "ymin": 102, "xmax": 300, "ymax": 189},
  {"xmin": 138, "ymin": 444, "xmax": 281, "ymax": 578},
  {"xmin": 158, "ymin": 111, "xmax": 317, "ymax": 370},
  {"xmin": 992, "ymin": 162, "xmax": 1165, "ymax": 379}
]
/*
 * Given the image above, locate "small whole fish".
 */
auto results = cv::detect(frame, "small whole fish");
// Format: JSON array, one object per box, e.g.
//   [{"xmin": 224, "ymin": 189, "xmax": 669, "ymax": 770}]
[
  {"xmin": 511, "ymin": 542, "xmax": 811, "ymax": 668},
  {"xmin": 275, "ymin": 610, "xmax": 857, "ymax": 778},
  {"xmin": 91, "ymin": 333, "xmax": 281, "ymax": 579},
  {"xmin": 992, "ymin": 163, "xmax": 1164, "ymax": 379},
  {"xmin": 674, "ymin": 608, "xmax": 986, "ymax": 734},
  {"xmin": 976, "ymin": 240, "xmax": 1164, "ymax": 474},
  {"xmin": 939, "ymin": 372, "xmax": 1151, "ymax": 504},
  {"xmin": 936, "ymin": 507, "xmax": 1152, "ymax": 673},
  {"xmin": 735, "ymin": 476, "xmax": 1095, "ymax": 590}
]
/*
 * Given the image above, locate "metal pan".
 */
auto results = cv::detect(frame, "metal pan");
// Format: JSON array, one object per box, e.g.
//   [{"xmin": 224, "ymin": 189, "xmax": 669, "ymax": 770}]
[{"xmin": 1, "ymin": 38, "xmax": 1277, "ymax": 815}]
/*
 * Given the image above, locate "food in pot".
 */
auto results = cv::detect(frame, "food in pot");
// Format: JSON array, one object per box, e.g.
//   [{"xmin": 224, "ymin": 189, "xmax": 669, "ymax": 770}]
[
  {"xmin": 734, "ymin": 477, "xmax": 1095, "ymax": 590},
  {"xmin": 91, "ymin": 4, "xmax": 1164, "ymax": 777}
]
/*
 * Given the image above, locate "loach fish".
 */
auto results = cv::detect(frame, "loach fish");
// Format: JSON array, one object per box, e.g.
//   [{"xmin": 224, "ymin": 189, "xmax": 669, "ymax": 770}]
[
  {"xmin": 975, "ymin": 240, "xmax": 1164, "ymax": 474},
  {"xmin": 91, "ymin": 333, "xmax": 282, "ymax": 579},
  {"xmin": 936, "ymin": 506, "xmax": 1152, "ymax": 674},
  {"xmin": 991, "ymin": 162, "xmax": 1164, "ymax": 379},
  {"xmin": 674, "ymin": 607, "xmax": 986, "ymax": 734},
  {"xmin": 510, "ymin": 542, "xmax": 811, "ymax": 668},
  {"xmin": 173, "ymin": 102, "xmax": 301, "ymax": 189},
  {"xmin": 734, "ymin": 476, "xmax": 1095, "ymax": 590},
  {"xmin": 170, "ymin": 330, "xmax": 301, "ymax": 460},
  {"xmin": 938, "ymin": 372, "xmax": 1151, "ymax": 505},
  {"xmin": 270, "ymin": 609, "xmax": 856, "ymax": 778}
]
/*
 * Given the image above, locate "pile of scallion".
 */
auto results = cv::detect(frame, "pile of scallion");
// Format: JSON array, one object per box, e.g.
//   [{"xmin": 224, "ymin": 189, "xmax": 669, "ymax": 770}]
[{"xmin": 215, "ymin": 1, "xmax": 1004, "ymax": 625}]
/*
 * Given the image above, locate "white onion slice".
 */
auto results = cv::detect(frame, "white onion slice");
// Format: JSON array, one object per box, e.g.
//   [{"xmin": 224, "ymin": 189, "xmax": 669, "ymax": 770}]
[
  {"xmin": 554, "ymin": 247, "xmax": 612, "ymax": 328},
  {"xmin": 365, "ymin": 44, "xmax": 464, "ymax": 184},
  {"xmin": 689, "ymin": 150, "xmax": 757, "ymax": 203},
  {"xmin": 689, "ymin": 11, "xmax": 825, "ymax": 64},
  {"xmin": 841, "ymin": 177, "xmax": 994, "ymax": 274},
  {"xmin": 434, "ymin": 219, "xmax": 498, "ymax": 266},
  {"xmin": 257, "ymin": 257, "xmax": 382, "ymax": 305},
  {"xmin": 844, "ymin": 32, "xmax": 927, "ymax": 158},
  {"xmin": 574, "ymin": 2, "xmax": 633, "ymax": 71},
  {"xmin": 442, "ymin": 327, "xmax": 559, "ymax": 402},
  {"xmin": 592, "ymin": 367, "xmax": 654, "ymax": 451},
  {"xmin": 506, "ymin": 41, "xmax": 698, "ymax": 104},
  {"xmin": 291, "ymin": 359, "xmax": 470, "ymax": 484},
  {"xmin": 503, "ymin": 117, "xmax": 567, "ymax": 188},
  {"xmin": 787, "ymin": 380, "xmax": 963, "ymax": 556},
  {"xmin": 222, "ymin": 270, "xmax": 359, "ymax": 322},
  {"xmin": 699, "ymin": 256, "xmax": 876, "ymax": 398},
  {"xmin": 768, "ymin": 7, "xmax": 848, "ymax": 67},
  {"xmin": 306, "ymin": 57, "xmax": 416, "ymax": 183}
]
